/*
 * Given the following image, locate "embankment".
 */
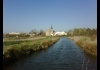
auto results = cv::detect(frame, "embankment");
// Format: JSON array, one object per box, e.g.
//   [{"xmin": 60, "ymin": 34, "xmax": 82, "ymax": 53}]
[
  {"xmin": 3, "ymin": 36, "xmax": 60, "ymax": 67},
  {"xmin": 68, "ymin": 36, "xmax": 97, "ymax": 56}
]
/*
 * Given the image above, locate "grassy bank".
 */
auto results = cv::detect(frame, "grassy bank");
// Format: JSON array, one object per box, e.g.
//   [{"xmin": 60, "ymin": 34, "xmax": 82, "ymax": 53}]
[
  {"xmin": 3, "ymin": 36, "xmax": 47, "ymax": 42},
  {"xmin": 68, "ymin": 36, "xmax": 97, "ymax": 56},
  {"xmin": 3, "ymin": 36, "xmax": 60, "ymax": 67}
]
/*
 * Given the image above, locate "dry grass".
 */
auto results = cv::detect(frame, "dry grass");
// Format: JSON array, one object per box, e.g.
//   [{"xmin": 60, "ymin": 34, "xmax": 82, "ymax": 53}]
[
  {"xmin": 68, "ymin": 36, "xmax": 97, "ymax": 56},
  {"xmin": 90, "ymin": 35, "xmax": 97, "ymax": 41}
]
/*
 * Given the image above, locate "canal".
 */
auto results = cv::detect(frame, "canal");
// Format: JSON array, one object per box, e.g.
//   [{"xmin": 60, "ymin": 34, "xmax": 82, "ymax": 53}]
[{"xmin": 4, "ymin": 37, "xmax": 97, "ymax": 70}]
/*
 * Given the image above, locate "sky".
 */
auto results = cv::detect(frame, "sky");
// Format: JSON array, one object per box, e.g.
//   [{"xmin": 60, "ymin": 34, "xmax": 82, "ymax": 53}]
[{"xmin": 3, "ymin": 0, "xmax": 97, "ymax": 33}]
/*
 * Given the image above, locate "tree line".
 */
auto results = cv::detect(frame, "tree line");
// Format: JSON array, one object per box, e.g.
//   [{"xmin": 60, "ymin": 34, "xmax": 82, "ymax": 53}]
[
  {"xmin": 3, "ymin": 28, "xmax": 97, "ymax": 37},
  {"xmin": 67, "ymin": 28, "xmax": 97, "ymax": 36},
  {"xmin": 3, "ymin": 29, "xmax": 45, "ymax": 38}
]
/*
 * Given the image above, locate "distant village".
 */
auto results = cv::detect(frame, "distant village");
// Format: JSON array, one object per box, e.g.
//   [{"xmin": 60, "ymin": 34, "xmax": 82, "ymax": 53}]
[
  {"xmin": 4, "ymin": 25, "xmax": 67, "ymax": 37},
  {"xmin": 3, "ymin": 25, "xmax": 97, "ymax": 38}
]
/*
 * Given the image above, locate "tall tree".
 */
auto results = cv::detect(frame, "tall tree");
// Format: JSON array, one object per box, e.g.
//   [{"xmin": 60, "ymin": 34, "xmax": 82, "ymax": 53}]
[{"xmin": 39, "ymin": 30, "xmax": 45, "ymax": 35}]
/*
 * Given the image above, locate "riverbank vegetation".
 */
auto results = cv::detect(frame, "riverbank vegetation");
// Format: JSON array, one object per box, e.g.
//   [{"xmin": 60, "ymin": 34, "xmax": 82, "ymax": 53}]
[
  {"xmin": 68, "ymin": 35, "xmax": 97, "ymax": 56},
  {"xmin": 3, "ymin": 36, "xmax": 60, "ymax": 67},
  {"xmin": 67, "ymin": 28, "xmax": 97, "ymax": 56}
]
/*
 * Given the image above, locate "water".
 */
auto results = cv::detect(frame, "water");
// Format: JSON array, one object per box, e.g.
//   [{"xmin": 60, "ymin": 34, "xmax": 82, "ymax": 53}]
[{"xmin": 4, "ymin": 37, "xmax": 97, "ymax": 70}]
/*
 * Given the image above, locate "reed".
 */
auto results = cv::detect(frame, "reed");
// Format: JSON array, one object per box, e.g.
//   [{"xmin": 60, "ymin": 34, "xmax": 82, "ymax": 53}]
[{"xmin": 68, "ymin": 36, "xmax": 97, "ymax": 56}]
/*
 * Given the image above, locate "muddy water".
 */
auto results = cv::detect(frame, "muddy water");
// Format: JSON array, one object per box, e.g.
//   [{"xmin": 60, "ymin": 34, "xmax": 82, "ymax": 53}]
[{"xmin": 4, "ymin": 37, "xmax": 97, "ymax": 70}]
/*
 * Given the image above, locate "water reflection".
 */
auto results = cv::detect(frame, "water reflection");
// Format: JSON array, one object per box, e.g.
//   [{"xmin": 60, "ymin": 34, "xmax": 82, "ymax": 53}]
[{"xmin": 83, "ymin": 51, "xmax": 97, "ymax": 62}]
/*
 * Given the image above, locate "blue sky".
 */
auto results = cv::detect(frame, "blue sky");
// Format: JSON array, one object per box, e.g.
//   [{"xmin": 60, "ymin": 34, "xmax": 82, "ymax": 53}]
[{"xmin": 3, "ymin": 0, "xmax": 97, "ymax": 33}]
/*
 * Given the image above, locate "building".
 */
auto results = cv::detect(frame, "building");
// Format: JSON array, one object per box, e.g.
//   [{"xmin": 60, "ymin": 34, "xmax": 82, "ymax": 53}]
[
  {"xmin": 45, "ymin": 25, "xmax": 67, "ymax": 36},
  {"xmin": 9, "ymin": 32, "xmax": 20, "ymax": 35},
  {"xmin": 45, "ymin": 25, "xmax": 54, "ymax": 36},
  {"xmin": 55, "ymin": 31, "xmax": 67, "ymax": 36}
]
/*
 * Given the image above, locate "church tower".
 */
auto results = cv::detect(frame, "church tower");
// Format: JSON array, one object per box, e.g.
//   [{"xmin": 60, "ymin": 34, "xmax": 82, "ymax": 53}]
[
  {"xmin": 45, "ymin": 25, "xmax": 54, "ymax": 36},
  {"xmin": 50, "ymin": 25, "xmax": 53, "ymax": 35},
  {"xmin": 51, "ymin": 25, "xmax": 53, "ymax": 29}
]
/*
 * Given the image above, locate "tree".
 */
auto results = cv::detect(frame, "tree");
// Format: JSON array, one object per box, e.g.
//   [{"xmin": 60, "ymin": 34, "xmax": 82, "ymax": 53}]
[
  {"xmin": 79, "ymin": 28, "xmax": 84, "ymax": 36},
  {"xmin": 67, "ymin": 30, "xmax": 73, "ymax": 36},
  {"xmin": 73, "ymin": 28, "xmax": 79, "ymax": 36},
  {"xmin": 39, "ymin": 30, "xmax": 45, "ymax": 36},
  {"xmin": 30, "ymin": 29, "xmax": 37, "ymax": 34},
  {"xmin": 91, "ymin": 28, "xmax": 97, "ymax": 35},
  {"xmin": 85, "ymin": 28, "xmax": 91, "ymax": 36},
  {"xmin": 83, "ymin": 28, "xmax": 86, "ymax": 36}
]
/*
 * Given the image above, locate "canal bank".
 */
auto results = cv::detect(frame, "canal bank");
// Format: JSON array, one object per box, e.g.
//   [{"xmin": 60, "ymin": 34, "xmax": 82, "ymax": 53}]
[
  {"xmin": 4, "ymin": 37, "xmax": 97, "ymax": 70},
  {"xmin": 68, "ymin": 36, "xmax": 97, "ymax": 56},
  {"xmin": 3, "ymin": 37, "xmax": 60, "ymax": 67}
]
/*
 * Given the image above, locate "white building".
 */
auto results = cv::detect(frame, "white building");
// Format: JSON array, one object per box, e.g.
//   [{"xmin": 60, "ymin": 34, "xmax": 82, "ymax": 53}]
[
  {"xmin": 51, "ymin": 31, "xmax": 67, "ymax": 36},
  {"xmin": 45, "ymin": 25, "xmax": 67, "ymax": 36},
  {"xmin": 9, "ymin": 32, "xmax": 20, "ymax": 35}
]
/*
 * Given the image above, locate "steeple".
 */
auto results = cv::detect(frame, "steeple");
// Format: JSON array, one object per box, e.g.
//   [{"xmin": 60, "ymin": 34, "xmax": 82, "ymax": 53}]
[{"xmin": 51, "ymin": 25, "xmax": 53, "ymax": 29}]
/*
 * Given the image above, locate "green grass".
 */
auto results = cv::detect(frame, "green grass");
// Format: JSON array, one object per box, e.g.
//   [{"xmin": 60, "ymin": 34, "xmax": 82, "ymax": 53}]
[
  {"xmin": 3, "ymin": 36, "xmax": 49, "ymax": 46},
  {"xmin": 3, "ymin": 36, "xmax": 60, "ymax": 67},
  {"xmin": 3, "ymin": 41, "xmax": 23, "ymax": 46}
]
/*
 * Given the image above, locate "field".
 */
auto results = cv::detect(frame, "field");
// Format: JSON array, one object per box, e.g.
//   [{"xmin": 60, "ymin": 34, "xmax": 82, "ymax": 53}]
[{"xmin": 3, "ymin": 36, "xmax": 47, "ymax": 42}]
